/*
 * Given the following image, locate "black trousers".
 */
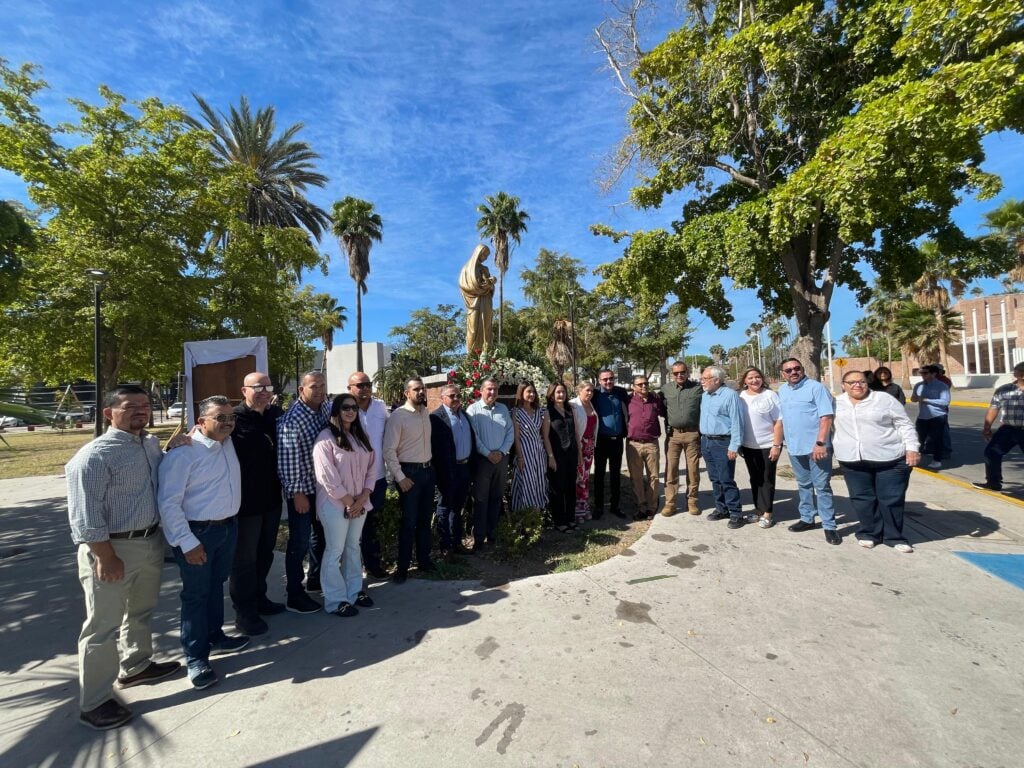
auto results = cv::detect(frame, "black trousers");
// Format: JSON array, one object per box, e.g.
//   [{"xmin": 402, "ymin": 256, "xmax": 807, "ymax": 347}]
[
  {"xmin": 548, "ymin": 455, "xmax": 578, "ymax": 527},
  {"xmin": 472, "ymin": 455, "xmax": 508, "ymax": 544},
  {"xmin": 397, "ymin": 463, "xmax": 435, "ymax": 572},
  {"xmin": 361, "ymin": 477, "xmax": 387, "ymax": 571},
  {"xmin": 593, "ymin": 435, "xmax": 624, "ymax": 513},
  {"xmin": 740, "ymin": 447, "xmax": 777, "ymax": 514},
  {"xmin": 229, "ymin": 499, "xmax": 283, "ymax": 618}
]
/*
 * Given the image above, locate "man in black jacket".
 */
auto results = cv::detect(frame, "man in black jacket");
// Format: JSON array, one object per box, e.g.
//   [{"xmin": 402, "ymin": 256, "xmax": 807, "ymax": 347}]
[
  {"xmin": 430, "ymin": 384, "xmax": 474, "ymax": 558},
  {"xmin": 229, "ymin": 372, "xmax": 286, "ymax": 635}
]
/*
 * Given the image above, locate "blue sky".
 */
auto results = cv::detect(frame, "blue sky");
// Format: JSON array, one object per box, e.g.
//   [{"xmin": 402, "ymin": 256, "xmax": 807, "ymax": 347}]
[{"xmin": 2, "ymin": 1, "xmax": 1022, "ymax": 360}]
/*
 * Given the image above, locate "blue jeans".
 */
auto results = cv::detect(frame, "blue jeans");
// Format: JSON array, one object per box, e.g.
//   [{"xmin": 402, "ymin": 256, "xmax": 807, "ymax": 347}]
[
  {"xmin": 789, "ymin": 453, "xmax": 836, "ymax": 530},
  {"xmin": 173, "ymin": 518, "xmax": 237, "ymax": 670},
  {"xmin": 397, "ymin": 463, "xmax": 436, "ymax": 573},
  {"xmin": 700, "ymin": 435, "xmax": 741, "ymax": 518},
  {"xmin": 285, "ymin": 491, "xmax": 325, "ymax": 596},
  {"xmin": 839, "ymin": 459, "xmax": 911, "ymax": 544},
  {"xmin": 436, "ymin": 462, "xmax": 470, "ymax": 551},
  {"xmin": 983, "ymin": 424, "xmax": 1024, "ymax": 489},
  {"xmin": 360, "ymin": 477, "xmax": 387, "ymax": 572}
]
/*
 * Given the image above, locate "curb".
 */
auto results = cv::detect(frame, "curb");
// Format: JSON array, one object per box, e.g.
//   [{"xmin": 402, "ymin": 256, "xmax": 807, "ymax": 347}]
[
  {"xmin": 950, "ymin": 401, "xmax": 988, "ymax": 409},
  {"xmin": 913, "ymin": 466, "xmax": 1024, "ymax": 509}
]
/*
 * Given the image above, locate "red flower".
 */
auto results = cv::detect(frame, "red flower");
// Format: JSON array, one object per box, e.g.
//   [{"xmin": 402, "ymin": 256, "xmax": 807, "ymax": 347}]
[
  {"xmin": 482, "ymin": 364, "xmax": 490, "ymax": 371},
  {"xmin": 473, "ymin": 390, "xmax": 480, "ymax": 397},
  {"xmin": 448, "ymin": 370, "xmax": 456, "ymax": 378},
  {"xmin": 472, "ymin": 372, "xmax": 480, "ymax": 380},
  {"xmin": 465, "ymin": 379, "xmax": 473, "ymax": 386},
  {"xmin": 472, "ymin": 360, "xmax": 479, "ymax": 368}
]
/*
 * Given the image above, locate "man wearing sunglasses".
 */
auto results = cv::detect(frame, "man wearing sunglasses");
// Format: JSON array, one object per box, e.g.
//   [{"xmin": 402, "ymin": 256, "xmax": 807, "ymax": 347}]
[
  {"xmin": 593, "ymin": 369, "xmax": 629, "ymax": 519},
  {"xmin": 158, "ymin": 396, "xmax": 248, "ymax": 690},
  {"xmin": 348, "ymin": 371, "xmax": 390, "ymax": 577},
  {"xmin": 777, "ymin": 358, "xmax": 840, "ymax": 545},
  {"xmin": 228, "ymin": 372, "xmax": 286, "ymax": 636}
]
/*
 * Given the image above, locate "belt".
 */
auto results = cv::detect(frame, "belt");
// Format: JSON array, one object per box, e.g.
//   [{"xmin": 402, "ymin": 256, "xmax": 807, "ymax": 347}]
[
  {"xmin": 109, "ymin": 523, "xmax": 160, "ymax": 540},
  {"xmin": 188, "ymin": 517, "xmax": 236, "ymax": 527},
  {"xmin": 401, "ymin": 461, "xmax": 432, "ymax": 469},
  {"xmin": 455, "ymin": 458, "xmax": 470, "ymax": 464},
  {"xmin": 671, "ymin": 425, "xmax": 699, "ymax": 432},
  {"xmin": 629, "ymin": 438, "xmax": 657, "ymax": 444},
  {"xmin": 704, "ymin": 434, "xmax": 730, "ymax": 440}
]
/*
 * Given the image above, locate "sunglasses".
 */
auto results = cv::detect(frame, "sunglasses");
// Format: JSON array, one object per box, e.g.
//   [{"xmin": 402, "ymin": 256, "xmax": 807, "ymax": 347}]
[
  {"xmin": 245, "ymin": 384, "xmax": 274, "ymax": 393},
  {"xmin": 782, "ymin": 366, "xmax": 802, "ymax": 374},
  {"xmin": 339, "ymin": 404, "xmax": 359, "ymax": 412},
  {"xmin": 352, "ymin": 382, "xmax": 372, "ymax": 389},
  {"xmin": 203, "ymin": 414, "xmax": 236, "ymax": 424}
]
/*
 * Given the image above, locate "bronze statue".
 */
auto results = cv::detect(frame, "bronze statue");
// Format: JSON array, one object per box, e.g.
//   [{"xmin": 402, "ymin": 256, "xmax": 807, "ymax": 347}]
[{"xmin": 459, "ymin": 244, "xmax": 496, "ymax": 354}]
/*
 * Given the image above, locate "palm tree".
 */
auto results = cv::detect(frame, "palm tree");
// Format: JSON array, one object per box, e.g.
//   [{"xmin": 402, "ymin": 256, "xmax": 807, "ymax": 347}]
[
  {"xmin": 892, "ymin": 302, "xmax": 964, "ymax": 369},
  {"xmin": 331, "ymin": 197, "xmax": 383, "ymax": 371},
  {"xmin": 912, "ymin": 241, "xmax": 968, "ymax": 372},
  {"xmin": 982, "ymin": 199, "xmax": 1024, "ymax": 281},
  {"xmin": 476, "ymin": 192, "xmax": 529, "ymax": 344},
  {"xmin": 547, "ymin": 319, "xmax": 573, "ymax": 382},
  {"xmin": 868, "ymin": 281, "xmax": 912, "ymax": 383},
  {"xmin": 309, "ymin": 293, "xmax": 347, "ymax": 356},
  {"xmin": 189, "ymin": 95, "xmax": 331, "ymax": 262},
  {"xmin": 709, "ymin": 344, "xmax": 726, "ymax": 365}
]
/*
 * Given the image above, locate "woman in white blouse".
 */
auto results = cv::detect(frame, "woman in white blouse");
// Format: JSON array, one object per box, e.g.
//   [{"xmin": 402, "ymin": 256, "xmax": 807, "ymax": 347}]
[
  {"xmin": 313, "ymin": 394, "xmax": 378, "ymax": 616},
  {"xmin": 834, "ymin": 371, "xmax": 920, "ymax": 553},
  {"xmin": 738, "ymin": 367, "xmax": 783, "ymax": 528}
]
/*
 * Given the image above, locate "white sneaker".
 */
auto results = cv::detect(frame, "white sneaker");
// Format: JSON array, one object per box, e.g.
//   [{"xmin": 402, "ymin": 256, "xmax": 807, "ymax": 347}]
[
  {"xmin": 927, "ymin": 461, "xmax": 942, "ymax": 469},
  {"xmin": 894, "ymin": 543, "xmax": 914, "ymax": 554},
  {"xmin": 858, "ymin": 539, "xmax": 876, "ymax": 549}
]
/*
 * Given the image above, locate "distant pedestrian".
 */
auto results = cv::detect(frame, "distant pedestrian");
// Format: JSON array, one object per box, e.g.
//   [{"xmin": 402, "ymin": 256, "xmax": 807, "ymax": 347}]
[
  {"xmin": 870, "ymin": 366, "xmax": 906, "ymax": 405},
  {"xmin": 592, "ymin": 369, "xmax": 629, "ymax": 519},
  {"xmin": 737, "ymin": 367, "xmax": 783, "ymax": 528},
  {"xmin": 626, "ymin": 375, "xmax": 665, "ymax": 520},
  {"xmin": 662, "ymin": 361, "xmax": 702, "ymax": 516},
  {"xmin": 546, "ymin": 382, "xmax": 578, "ymax": 532},
  {"xmin": 911, "ymin": 365, "xmax": 950, "ymax": 469},
  {"xmin": 699, "ymin": 366, "xmax": 746, "ymax": 527},
  {"xmin": 570, "ymin": 381, "xmax": 598, "ymax": 524},
  {"xmin": 66, "ymin": 385, "xmax": 180, "ymax": 730},
  {"xmin": 778, "ymin": 358, "xmax": 840, "ymax": 545},
  {"xmin": 973, "ymin": 362, "xmax": 1024, "ymax": 492},
  {"xmin": 834, "ymin": 371, "xmax": 919, "ymax": 553}
]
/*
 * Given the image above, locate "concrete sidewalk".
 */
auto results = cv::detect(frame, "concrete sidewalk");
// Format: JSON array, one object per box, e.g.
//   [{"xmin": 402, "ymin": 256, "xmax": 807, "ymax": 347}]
[{"xmin": 1, "ymin": 460, "xmax": 1022, "ymax": 768}]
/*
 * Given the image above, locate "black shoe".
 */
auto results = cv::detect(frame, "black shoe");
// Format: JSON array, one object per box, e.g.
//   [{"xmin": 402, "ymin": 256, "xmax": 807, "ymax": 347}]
[
  {"xmin": 393, "ymin": 571, "xmax": 408, "ymax": 584},
  {"xmin": 210, "ymin": 634, "xmax": 250, "ymax": 655},
  {"xmin": 609, "ymin": 508, "xmax": 625, "ymax": 519},
  {"xmin": 80, "ymin": 699, "xmax": 133, "ymax": 730},
  {"xmin": 471, "ymin": 540, "xmax": 488, "ymax": 553},
  {"xmin": 304, "ymin": 579, "xmax": 322, "ymax": 593},
  {"xmin": 727, "ymin": 517, "xmax": 745, "ymax": 529},
  {"xmin": 632, "ymin": 511, "xmax": 647, "ymax": 521},
  {"xmin": 257, "ymin": 598, "xmax": 286, "ymax": 615},
  {"xmin": 418, "ymin": 561, "xmax": 437, "ymax": 573},
  {"xmin": 286, "ymin": 592, "xmax": 322, "ymax": 614},
  {"xmin": 591, "ymin": 510, "xmax": 604, "ymax": 520},
  {"xmin": 116, "ymin": 660, "xmax": 181, "ymax": 689},
  {"xmin": 355, "ymin": 590, "xmax": 375, "ymax": 608},
  {"xmin": 452, "ymin": 544, "xmax": 472, "ymax": 556},
  {"xmin": 234, "ymin": 614, "xmax": 269, "ymax": 636},
  {"xmin": 334, "ymin": 602, "xmax": 359, "ymax": 617},
  {"xmin": 788, "ymin": 520, "xmax": 818, "ymax": 532},
  {"xmin": 971, "ymin": 481, "xmax": 1002, "ymax": 492},
  {"xmin": 707, "ymin": 510, "xmax": 729, "ymax": 521},
  {"xmin": 824, "ymin": 529, "xmax": 842, "ymax": 545}
]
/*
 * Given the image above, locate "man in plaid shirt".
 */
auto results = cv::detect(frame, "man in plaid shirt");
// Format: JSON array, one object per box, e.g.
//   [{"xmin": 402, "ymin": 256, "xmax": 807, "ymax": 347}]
[
  {"xmin": 277, "ymin": 371, "xmax": 330, "ymax": 614},
  {"xmin": 974, "ymin": 361, "xmax": 1024, "ymax": 493}
]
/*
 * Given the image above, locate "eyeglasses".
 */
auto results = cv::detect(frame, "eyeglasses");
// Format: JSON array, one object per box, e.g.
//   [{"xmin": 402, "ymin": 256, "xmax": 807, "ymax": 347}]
[
  {"xmin": 635, "ymin": 383, "xmax": 649, "ymax": 388},
  {"xmin": 782, "ymin": 366, "xmax": 802, "ymax": 374},
  {"xmin": 339, "ymin": 404, "xmax": 358, "ymax": 412},
  {"xmin": 245, "ymin": 384, "xmax": 274, "ymax": 393},
  {"xmin": 843, "ymin": 380, "xmax": 868, "ymax": 387},
  {"xmin": 202, "ymin": 414, "xmax": 236, "ymax": 424},
  {"xmin": 599, "ymin": 377, "xmax": 613, "ymax": 382},
  {"xmin": 352, "ymin": 382, "xmax": 372, "ymax": 389},
  {"xmin": 672, "ymin": 371, "xmax": 688, "ymax": 376}
]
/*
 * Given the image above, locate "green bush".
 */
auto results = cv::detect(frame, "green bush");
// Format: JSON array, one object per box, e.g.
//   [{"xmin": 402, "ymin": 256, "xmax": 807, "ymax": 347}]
[
  {"xmin": 374, "ymin": 486, "xmax": 403, "ymax": 567},
  {"xmin": 495, "ymin": 505, "xmax": 545, "ymax": 561}
]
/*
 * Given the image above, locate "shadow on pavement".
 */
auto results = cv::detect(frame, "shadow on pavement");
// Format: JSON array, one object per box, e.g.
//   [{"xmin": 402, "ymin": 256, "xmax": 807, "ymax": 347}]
[
  {"xmin": 903, "ymin": 500, "xmax": 1003, "ymax": 544},
  {"xmin": 247, "ymin": 728, "xmax": 379, "ymax": 767}
]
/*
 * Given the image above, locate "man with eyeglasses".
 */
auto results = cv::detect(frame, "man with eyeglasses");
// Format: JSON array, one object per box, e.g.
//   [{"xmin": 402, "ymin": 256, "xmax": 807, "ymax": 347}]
[
  {"xmin": 910, "ymin": 365, "xmax": 950, "ymax": 470},
  {"xmin": 593, "ymin": 369, "xmax": 629, "ymax": 519},
  {"xmin": 431, "ymin": 383, "xmax": 474, "ymax": 558},
  {"xmin": 663, "ymin": 361, "xmax": 703, "ymax": 516},
  {"xmin": 383, "ymin": 377, "xmax": 436, "ymax": 581},
  {"xmin": 158, "ymin": 396, "xmax": 248, "ymax": 690},
  {"xmin": 777, "ymin": 358, "xmax": 840, "ymax": 545},
  {"xmin": 699, "ymin": 366, "xmax": 746, "ymax": 526},
  {"xmin": 626, "ymin": 375, "xmax": 666, "ymax": 520},
  {"xmin": 348, "ymin": 371, "xmax": 390, "ymax": 577},
  {"xmin": 66, "ymin": 385, "xmax": 181, "ymax": 730},
  {"xmin": 277, "ymin": 371, "xmax": 330, "ymax": 613},
  {"xmin": 228, "ymin": 372, "xmax": 286, "ymax": 636},
  {"xmin": 466, "ymin": 378, "xmax": 515, "ymax": 550}
]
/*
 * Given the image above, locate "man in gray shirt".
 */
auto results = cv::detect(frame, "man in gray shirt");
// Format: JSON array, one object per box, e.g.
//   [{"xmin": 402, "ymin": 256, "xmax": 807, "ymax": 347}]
[{"xmin": 66, "ymin": 385, "xmax": 180, "ymax": 730}]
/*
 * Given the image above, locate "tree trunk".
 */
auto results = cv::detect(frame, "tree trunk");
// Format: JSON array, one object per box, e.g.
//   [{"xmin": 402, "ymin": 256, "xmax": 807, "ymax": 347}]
[
  {"xmin": 498, "ymin": 272, "xmax": 504, "ymax": 345},
  {"xmin": 935, "ymin": 308, "xmax": 949, "ymax": 372},
  {"xmin": 355, "ymin": 287, "xmax": 364, "ymax": 372}
]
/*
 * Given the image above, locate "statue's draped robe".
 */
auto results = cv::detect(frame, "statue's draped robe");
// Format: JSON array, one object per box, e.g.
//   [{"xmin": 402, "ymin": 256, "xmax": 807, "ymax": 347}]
[{"xmin": 459, "ymin": 244, "xmax": 495, "ymax": 354}]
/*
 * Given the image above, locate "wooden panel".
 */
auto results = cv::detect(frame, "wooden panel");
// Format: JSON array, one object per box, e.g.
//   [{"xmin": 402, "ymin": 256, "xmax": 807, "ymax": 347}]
[{"xmin": 191, "ymin": 356, "xmax": 254, "ymax": 421}]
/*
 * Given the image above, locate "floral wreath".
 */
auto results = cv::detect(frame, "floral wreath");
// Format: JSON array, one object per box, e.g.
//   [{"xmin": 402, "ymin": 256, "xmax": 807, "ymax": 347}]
[{"xmin": 447, "ymin": 351, "xmax": 550, "ymax": 404}]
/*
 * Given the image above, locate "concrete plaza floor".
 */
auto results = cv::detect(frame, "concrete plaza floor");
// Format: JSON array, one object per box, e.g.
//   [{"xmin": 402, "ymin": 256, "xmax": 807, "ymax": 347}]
[{"xmin": 1, "ymin": 457, "xmax": 1022, "ymax": 767}]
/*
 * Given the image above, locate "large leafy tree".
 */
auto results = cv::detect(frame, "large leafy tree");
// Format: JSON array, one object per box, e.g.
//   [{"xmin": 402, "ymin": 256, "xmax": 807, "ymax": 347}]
[
  {"xmin": 389, "ymin": 304, "xmax": 464, "ymax": 374},
  {"xmin": 477, "ymin": 191, "xmax": 530, "ymax": 344},
  {"xmin": 303, "ymin": 291, "xmax": 347, "ymax": 354},
  {"xmin": 331, "ymin": 196, "xmax": 383, "ymax": 372},
  {"xmin": 0, "ymin": 60, "xmax": 220, "ymax": 386},
  {"xmin": 594, "ymin": 0, "xmax": 1024, "ymax": 379},
  {"xmin": 983, "ymin": 199, "xmax": 1024, "ymax": 281},
  {"xmin": 0, "ymin": 200, "xmax": 33, "ymax": 303},
  {"xmin": 189, "ymin": 94, "xmax": 331, "ymax": 268}
]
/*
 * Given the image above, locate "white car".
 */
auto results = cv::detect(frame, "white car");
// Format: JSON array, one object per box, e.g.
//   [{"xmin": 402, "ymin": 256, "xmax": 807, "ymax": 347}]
[
  {"xmin": 167, "ymin": 402, "xmax": 185, "ymax": 418},
  {"xmin": 0, "ymin": 415, "xmax": 25, "ymax": 428}
]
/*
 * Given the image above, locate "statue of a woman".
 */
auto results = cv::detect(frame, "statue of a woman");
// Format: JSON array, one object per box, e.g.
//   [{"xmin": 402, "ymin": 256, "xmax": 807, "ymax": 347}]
[{"xmin": 458, "ymin": 244, "xmax": 497, "ymax": 354}]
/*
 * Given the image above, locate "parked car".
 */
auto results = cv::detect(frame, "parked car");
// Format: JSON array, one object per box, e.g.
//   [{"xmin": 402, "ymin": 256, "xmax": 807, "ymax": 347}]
[
  {"xmin": 167, "ymin": 402, "xmax": 185, "ymax": 418},
  {"xmin": 0, "ymin": 415, "xmax": 25, "ymax": 428}
]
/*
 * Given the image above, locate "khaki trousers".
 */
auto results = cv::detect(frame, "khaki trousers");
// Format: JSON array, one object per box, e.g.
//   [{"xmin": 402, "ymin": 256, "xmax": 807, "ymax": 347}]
[
  {"xmin": 77, "ymin": 535, "xmax": 164, "ymax": 711},
  {"xmin": 664, "ymin": 429, "xmax": 701, "ymax": 510},
  {"xmin": 626, "ymin": 439, "xmax": 660, "ymax": 514}
]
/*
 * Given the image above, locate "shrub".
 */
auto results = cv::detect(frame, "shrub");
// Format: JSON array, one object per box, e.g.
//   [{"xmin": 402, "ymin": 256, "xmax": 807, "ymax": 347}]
[{"xmin": 495, "ymin": 505, "xmax": 545, "ymax": 561}]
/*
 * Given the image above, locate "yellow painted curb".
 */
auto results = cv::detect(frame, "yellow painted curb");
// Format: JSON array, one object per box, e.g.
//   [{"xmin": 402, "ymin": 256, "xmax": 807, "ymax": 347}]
[
  {"xmin": 913, "ymin": 467, "xmax": 1024, "ymax": 509},
  {"xmin": 949, "ymin": 401, "xmax": 989, "ymax": 409}
]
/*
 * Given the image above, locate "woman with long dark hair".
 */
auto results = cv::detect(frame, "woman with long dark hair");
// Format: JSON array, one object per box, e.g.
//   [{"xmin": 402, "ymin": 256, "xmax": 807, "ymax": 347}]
[
  {"xmin": 545, "ymin": 382, "xmax": 578, "ymax": 532},
  {"xmin": 313, "ymin": 394, "xmax": 377, "ymax": 617},
  {"xmin": 737, "ymin": 366, "xmax": 783, "ymax": 528},
  {"xmin": 870, "ymin": 366, "xmax": 907, "ymax": 405},
  {"xmin": 511, "ymin": 382, "xmax": 550, "ymax": 513}
]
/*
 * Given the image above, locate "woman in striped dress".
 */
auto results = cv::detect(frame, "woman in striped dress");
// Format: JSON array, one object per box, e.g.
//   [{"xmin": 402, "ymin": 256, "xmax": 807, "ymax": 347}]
[{"xmin": 511, "ymin": 382, "xmax": 550, "ymax": 512}]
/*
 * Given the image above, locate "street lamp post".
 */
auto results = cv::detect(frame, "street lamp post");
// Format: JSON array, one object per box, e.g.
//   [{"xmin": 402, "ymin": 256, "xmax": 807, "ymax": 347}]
[
  {"xmin": 566, "ymin": 289, "xmax": 578, "ymax": 387},
  {"xmin": 85, "ymin": 268, "xmax": 108, "ymax": 437}
]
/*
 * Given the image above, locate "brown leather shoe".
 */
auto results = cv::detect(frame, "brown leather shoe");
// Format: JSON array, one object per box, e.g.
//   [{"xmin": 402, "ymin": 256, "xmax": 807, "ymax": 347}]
[
  {"xmin": 79, "ymin": 699, "xmax": 133, "ymax": 730},
  {"xmin": 660, "ymin": 506, "xmax": 676, "ymax": 517},
  {"xmin": 116, "ymin": 660, "xmax": 181, "ymax": 689},
  {"xmin": 687, "ymin": 502, "xmax": 701, "ymax": 515}
]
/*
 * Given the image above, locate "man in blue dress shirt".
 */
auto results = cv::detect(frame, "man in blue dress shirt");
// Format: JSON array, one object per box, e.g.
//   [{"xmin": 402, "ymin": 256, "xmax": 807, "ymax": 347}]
[
  {"xmin": 466, "ymin": 378, "xmax": 514, "ymax": 551},
  {"xmin": 698, "ymin": 366, "xmax": 747, "ymax": 526},
  {"xmin": 777, "ymin": 358, "xmax": 840, "ymax": 545}
]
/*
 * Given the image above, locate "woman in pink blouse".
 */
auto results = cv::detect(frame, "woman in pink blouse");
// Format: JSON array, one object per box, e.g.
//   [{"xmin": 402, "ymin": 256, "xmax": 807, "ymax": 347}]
[{"xmin": 313, "ymin": 393, "xmax": 377, "ymax": 617}]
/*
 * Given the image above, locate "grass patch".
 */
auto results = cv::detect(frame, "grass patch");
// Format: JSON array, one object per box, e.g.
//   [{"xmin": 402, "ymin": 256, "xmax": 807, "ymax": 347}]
[
  {"xmin": 546, "ymin": 524, "xmax": 646, "ymax": 573},
  {"xmin": 0, "ymin": 425, "xmax": 180, "ymax": 480}
]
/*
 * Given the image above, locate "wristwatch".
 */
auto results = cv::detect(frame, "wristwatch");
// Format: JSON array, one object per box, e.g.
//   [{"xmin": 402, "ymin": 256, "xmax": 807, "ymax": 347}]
[{"xmin": 815, "ymin": 441, "xmax": 826, "ymax": 447}]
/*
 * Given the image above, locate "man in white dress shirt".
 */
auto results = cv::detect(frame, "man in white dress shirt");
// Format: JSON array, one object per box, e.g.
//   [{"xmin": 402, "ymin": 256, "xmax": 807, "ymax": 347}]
[
  {"xmin": 348, "ymin": 371, "xmax": 390, "ymax": 577},
  {"xmin": 158, "ymin": 396, "xmax": 248, "ymax": 690}
]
